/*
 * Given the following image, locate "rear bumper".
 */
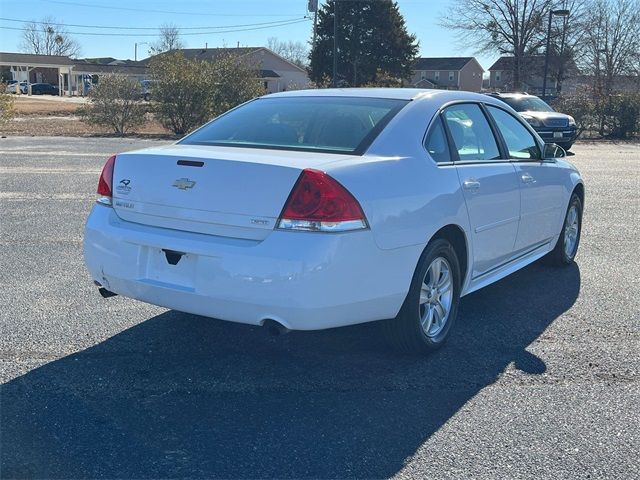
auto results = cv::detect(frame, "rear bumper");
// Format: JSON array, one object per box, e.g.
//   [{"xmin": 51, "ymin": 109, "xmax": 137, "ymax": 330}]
[
  {"xmin": 83, "ymin": 205, "xmax": 420, "ymax": 330},
  {"xmin": 534, "ymin": 125, "xmax": 577, "ymax": 146}
]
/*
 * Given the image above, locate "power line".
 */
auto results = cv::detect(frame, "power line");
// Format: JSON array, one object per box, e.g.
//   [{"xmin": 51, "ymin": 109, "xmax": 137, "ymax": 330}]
[
  {"xmin": 0, "ymin": 16, "xmax": 307, "ymax": 31},
  {"xmin": 42, "ymin": 0, "xmax": 304, "ymax": 17},
  {"xmin": 0, "ymin": 18, "xmax": 312, "ymax": 37}
]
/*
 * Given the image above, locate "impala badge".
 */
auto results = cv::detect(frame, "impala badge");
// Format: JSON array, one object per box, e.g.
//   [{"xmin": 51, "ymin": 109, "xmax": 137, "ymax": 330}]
[
  {"xmin": 116, "ymin": 178, "xmax": 131, "ymax": 195},
  {"xmin": 173, "ymin": 178, "xmax": 196, "ymax": 190}
]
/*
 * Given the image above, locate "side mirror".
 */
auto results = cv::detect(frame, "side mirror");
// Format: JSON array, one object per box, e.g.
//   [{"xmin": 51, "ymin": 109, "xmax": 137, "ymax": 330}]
[{"xmin": 543, "ymin": 143, "xmax": 566, "ymax": 159}]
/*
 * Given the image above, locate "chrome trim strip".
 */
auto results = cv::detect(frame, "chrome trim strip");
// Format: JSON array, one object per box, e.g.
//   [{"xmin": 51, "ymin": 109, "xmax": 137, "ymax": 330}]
[
  {"xmin": 472, "ymin": 239, "xmax": 551, "ymax": 281},
  {"xmin": 474, "ymin": 215, "xmax": 520, "ymax": 233}
]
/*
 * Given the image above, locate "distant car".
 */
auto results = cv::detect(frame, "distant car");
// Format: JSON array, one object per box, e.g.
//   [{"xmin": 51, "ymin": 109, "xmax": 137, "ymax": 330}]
[
  {"xmin": 84, "ymin": 88, "xmax": 585, "ymax": 354},
  {"xmin": 5, "ymin": 81, "xmax": 28, "ymax": 94},
  {"xmin": 30, "ymin": 83, "xmax": 60, "ymax": 96},
  {"xmin": 487, "ymin": 93, "xmax": 577, "ymax": 151}
]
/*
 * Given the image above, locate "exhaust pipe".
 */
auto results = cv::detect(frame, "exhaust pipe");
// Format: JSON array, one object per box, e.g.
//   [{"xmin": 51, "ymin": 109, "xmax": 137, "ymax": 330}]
[
  {"xmin": 263, "ymin": 319, "xmax": 290, "ymax": 336},
  {"xmin": 98, "ymin": 287, "xmax": 117, "ymax": 298}
]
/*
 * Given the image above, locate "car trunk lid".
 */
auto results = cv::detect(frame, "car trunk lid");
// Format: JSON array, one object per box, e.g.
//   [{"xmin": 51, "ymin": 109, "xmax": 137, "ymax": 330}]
[{"xmin": 111, "ymin": 144, "xmax": 351, "ymax": 240}]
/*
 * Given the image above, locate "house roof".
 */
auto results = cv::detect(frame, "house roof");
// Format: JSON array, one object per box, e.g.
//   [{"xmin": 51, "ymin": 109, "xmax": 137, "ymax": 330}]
[
  {"xmin": 260, "ymin": 69, "xmax": 280, "ymax": 78},
  {"xmin": 413, "ymin": 78, "xmax": 438, "ymax": 87},
  {"xmin": 140, "ymin": 47, "xmax": 308, "ymax": 73},
  {"xmin": 139, "ymin": 47, "xmax": 261, "ymax": 65},
  {"xmin": 488, "ymin": 56, "xmax": 545, "ymax": 70},
  {"xmin": 489, "ymin": 56, "xmax": 555, "ymax": 71},
  {"xmin": 82, "ymin": 57, "xmax": 120, "ymax": 65},
  {"xmin": 72, "ymin": 61, "xmax": 149, "ymax": 75},
  {"xmin": 0, "ymin": 52, "xmax": 75, "ymax": 67},
  {"xmin": 489, "ymin": 55, "xmax": 580, "ymax": 75},
  {"xmin": 413, "ymin": 57, "xmax": 476, "ymax": 71}
]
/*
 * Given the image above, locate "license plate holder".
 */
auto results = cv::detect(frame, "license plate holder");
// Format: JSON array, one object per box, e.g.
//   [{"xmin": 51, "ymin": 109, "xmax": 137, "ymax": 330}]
[{"xmin": 144, "ymin": 247, "xmax": 196, "ymax": 289}]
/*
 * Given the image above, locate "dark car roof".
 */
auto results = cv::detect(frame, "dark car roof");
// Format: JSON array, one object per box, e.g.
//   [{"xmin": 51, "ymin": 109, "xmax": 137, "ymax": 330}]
[{"xmin": 486, "ymin": 92, "xmax": 536, "ymax": 99}]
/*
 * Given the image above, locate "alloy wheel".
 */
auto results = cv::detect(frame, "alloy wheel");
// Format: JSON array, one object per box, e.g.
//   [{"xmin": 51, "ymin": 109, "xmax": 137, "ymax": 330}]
[
  {"xmin": 564, "ymin": 205, "xmax": 579, "ymax": 258},
  {"xmin": 419, "ymin": 256, "xmax": 454, "ymax": 337}
]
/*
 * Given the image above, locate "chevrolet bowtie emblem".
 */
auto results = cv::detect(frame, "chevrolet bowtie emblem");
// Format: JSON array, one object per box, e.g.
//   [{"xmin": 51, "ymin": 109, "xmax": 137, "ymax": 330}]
[{"xmin": 172, "ymin": 178, "xmax": 196, "ymax": 190}]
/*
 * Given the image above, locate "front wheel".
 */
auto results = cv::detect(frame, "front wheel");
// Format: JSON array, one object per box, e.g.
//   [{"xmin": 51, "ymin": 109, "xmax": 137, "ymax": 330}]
[
  {"xmin": 382, "ymin": 238, "xmax": 461, "ymax": 354},
  {"xmin": 547, "ymin": 193, "xmax": 582, "ymax": 266}
]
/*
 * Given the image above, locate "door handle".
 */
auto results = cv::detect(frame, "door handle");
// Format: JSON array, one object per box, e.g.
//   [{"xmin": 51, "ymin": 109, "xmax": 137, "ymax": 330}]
[
  {"xmin": 463, "ymin": 179, "xmax": 481, "ymax": 191},
  {"xmin": 521, "ymin": 173, "xmax": 536, "ymax": 184}
]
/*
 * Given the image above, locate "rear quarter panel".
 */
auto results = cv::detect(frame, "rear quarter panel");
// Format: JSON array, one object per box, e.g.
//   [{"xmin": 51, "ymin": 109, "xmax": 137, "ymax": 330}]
[{"xmin": 324, "ymin": 96, "xmax": 472, "ymax": 258}]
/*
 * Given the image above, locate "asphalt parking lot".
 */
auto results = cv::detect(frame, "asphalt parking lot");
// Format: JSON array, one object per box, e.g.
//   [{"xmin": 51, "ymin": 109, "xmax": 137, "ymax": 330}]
[{"xmin": 1, "ymin": 136, "xmax": 638, "ymax": 479}]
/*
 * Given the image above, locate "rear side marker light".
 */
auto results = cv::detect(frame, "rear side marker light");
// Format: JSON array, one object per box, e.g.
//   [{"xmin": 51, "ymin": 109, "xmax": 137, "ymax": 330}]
[
  {"xmin": 277, "ymin": 169, "xmax": 368, "ymax": 232},
  {"xmin": 96, "ymin": 154, "xmax": 116, "ymax": 206}
]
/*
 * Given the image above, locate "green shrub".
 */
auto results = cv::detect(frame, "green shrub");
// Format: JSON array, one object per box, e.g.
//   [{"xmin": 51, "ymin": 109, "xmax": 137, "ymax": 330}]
[
  {"xmin": 553, "ymin": 91, "xmax": 640, "ymax": 139},
  {"xmin": 608, "ymin": 94, "xmax": 640, "ymax": 139},
  {"xmin": 150, "ymin": 52, "xmax": 264, "ymax": 135},
  {"xmin": 553, "ymin": 91, "xmax": 595, "ymax": 138},
  {"xmin": 0, "ymin": 84, "xmax": 14, "ymax": 124},
  {"xmin": 80, "ymin": 74, "xmax": 147, "ymax": 136}
]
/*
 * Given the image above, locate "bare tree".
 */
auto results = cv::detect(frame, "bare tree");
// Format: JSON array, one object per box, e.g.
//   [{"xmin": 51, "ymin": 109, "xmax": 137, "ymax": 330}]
[
  {"xmin": 20, "ymin": 17, "xmax": 81, "ymax": 57},
  {"xmin": 442, "ymin": 0, "xmax": 553, "ymax": 90},
  {"xmin": 267, "ymin": 37, "xmax": 308, "ymax": 68},
  {"xmin": 582, "ymin": 0, "xmax": 640, "ymax": 93},
  {"xmin": 149, "ymin": 23, "xmax": 184, "ymax": 55}
]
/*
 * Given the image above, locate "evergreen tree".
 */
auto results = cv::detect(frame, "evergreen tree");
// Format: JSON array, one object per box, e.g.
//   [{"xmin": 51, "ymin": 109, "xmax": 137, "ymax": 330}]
[{"xmin": 309, "ymin": 0, "xmax": 418, "ymax": 87}]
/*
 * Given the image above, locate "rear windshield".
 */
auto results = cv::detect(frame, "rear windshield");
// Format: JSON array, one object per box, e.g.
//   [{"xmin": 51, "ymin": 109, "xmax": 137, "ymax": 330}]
[
  {"xmin": 501, "ymin": 96, "xmax": 554, "ymax": 113},
  {"xmin": 180, "ymin": 96, "xmax": 408, "ymax": 154}
]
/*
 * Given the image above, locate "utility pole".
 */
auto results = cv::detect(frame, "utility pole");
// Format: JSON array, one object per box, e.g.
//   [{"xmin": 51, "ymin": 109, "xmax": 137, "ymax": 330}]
[
  {"xmin": 332, "ymin": 0, "xmax": 338, "ymax": 87},
  {"xmin": 135, "ymin": 42, "xmax": 149, "ymax": 62},
  {"xmin": 309, "ymin": 0, "xmax": 318, "ymax": 51}
]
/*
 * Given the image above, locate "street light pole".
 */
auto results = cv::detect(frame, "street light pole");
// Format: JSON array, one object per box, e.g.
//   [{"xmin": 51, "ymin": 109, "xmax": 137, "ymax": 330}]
[
  {"xmin": 332, "ymin": 0, "xmax": 338, "ymax": 87},
  {"xmin": 135, "ymin": 42, "xmax": 149, "ymax": 62},
  {"xmin": 542, "ymin": 9, "xmax": 570, "ymax": 99}
]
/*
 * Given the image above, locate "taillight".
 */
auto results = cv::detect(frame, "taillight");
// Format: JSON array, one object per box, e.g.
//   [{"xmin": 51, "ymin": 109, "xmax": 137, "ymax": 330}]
[
  {"xmin": 96, "ymin": 155, "xmax": 116, "ymax": 206},
  {"xmin": 277, "ymin": 169, "xmax": 368, "ymax": 232}
]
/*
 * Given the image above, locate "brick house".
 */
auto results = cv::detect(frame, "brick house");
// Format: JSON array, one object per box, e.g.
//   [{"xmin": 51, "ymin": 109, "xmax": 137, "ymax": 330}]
[{"xmin": 409, "ymin": 57, "xmax": 484, "ymax": 92}]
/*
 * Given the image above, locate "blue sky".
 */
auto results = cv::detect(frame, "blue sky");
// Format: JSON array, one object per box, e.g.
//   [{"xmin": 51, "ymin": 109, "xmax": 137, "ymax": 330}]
[{"xmin": 0, "ymin": 0, "xmax": 498, "ymax": 71}]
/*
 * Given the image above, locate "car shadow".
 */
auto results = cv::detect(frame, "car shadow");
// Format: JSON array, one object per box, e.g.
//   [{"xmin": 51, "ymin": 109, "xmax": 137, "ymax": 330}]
[{"xmin": 1, "ymin": 262, "xmax": 580, "ymax": 479}]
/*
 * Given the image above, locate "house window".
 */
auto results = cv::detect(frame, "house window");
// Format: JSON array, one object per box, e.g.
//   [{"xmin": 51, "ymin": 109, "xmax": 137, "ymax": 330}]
[
  {"xmin": 496, "ymin": 71, "xmax": 501, "ymax": 82},
  {"xmin": 449, "ymin": 71, "xmax": 454, "ymax": 81},
  {"xmin": 434, "ymin": 71, "xmax": 440, "ymax": 80},
  {"xmin": 421, "ymin": 71, "xmax": 426, "ymax": 80}
]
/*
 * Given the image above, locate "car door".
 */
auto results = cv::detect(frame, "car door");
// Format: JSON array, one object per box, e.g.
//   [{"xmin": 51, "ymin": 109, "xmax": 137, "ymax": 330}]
[
  {"xmin": 485, "ymin": 105, "xmax": 565, "ymax": 253},
  {"xmin": 442, "ymin": 103, "xmax": 520, "ymax": 278}
]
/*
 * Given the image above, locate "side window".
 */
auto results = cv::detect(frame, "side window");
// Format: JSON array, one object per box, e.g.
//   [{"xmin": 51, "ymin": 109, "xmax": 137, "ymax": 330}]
[
  {"xmin": 424, "ymin": 117, "xmax": 451, "ymax": 163},
  {"xmin": 487, "ymin": 105, "xmax": 540, "ymax": 160},
  {"xmin": 443, "ymin": 103, "xmax": 501, "ymax": 161}
]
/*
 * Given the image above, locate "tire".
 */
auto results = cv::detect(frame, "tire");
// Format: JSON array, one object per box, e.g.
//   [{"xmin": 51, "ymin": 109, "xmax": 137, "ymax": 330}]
[
  {"xmin": 559, "ymin": 142, "xmax": 573, "ymax": 151},
  {"xmin": 382, "ymin": 238, "xmax": 461, "ymax": 354},
  {"xmin": 546, "ymin": 193, "xmax": 582, "ymax": 266}
]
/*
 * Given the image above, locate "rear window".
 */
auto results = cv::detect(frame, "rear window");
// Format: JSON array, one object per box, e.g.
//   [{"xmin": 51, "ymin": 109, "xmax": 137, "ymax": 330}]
[
  {"xmin": 501, "ymin": 96, "xmax": 554, "ymax": 113},
  {"xmin": 180, "ymin": 96, "xmax": 408, "ymax": 154}
]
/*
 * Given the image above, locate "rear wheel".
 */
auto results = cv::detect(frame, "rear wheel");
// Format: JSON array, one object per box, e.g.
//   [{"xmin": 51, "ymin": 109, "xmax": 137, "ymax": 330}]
[
  {"xmin": 382, "ymin": 238, "xmax": 461, "ymax": 354},
  {"xmin": 547, "ymin": 193, "xmax": 582, "ymax": 266}
]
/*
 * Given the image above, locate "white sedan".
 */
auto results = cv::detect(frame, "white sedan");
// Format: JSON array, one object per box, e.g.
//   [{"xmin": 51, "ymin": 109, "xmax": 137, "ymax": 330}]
[{"xmin": 84, "ymin": 89, "xmax": 584, "ymax": 353}]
